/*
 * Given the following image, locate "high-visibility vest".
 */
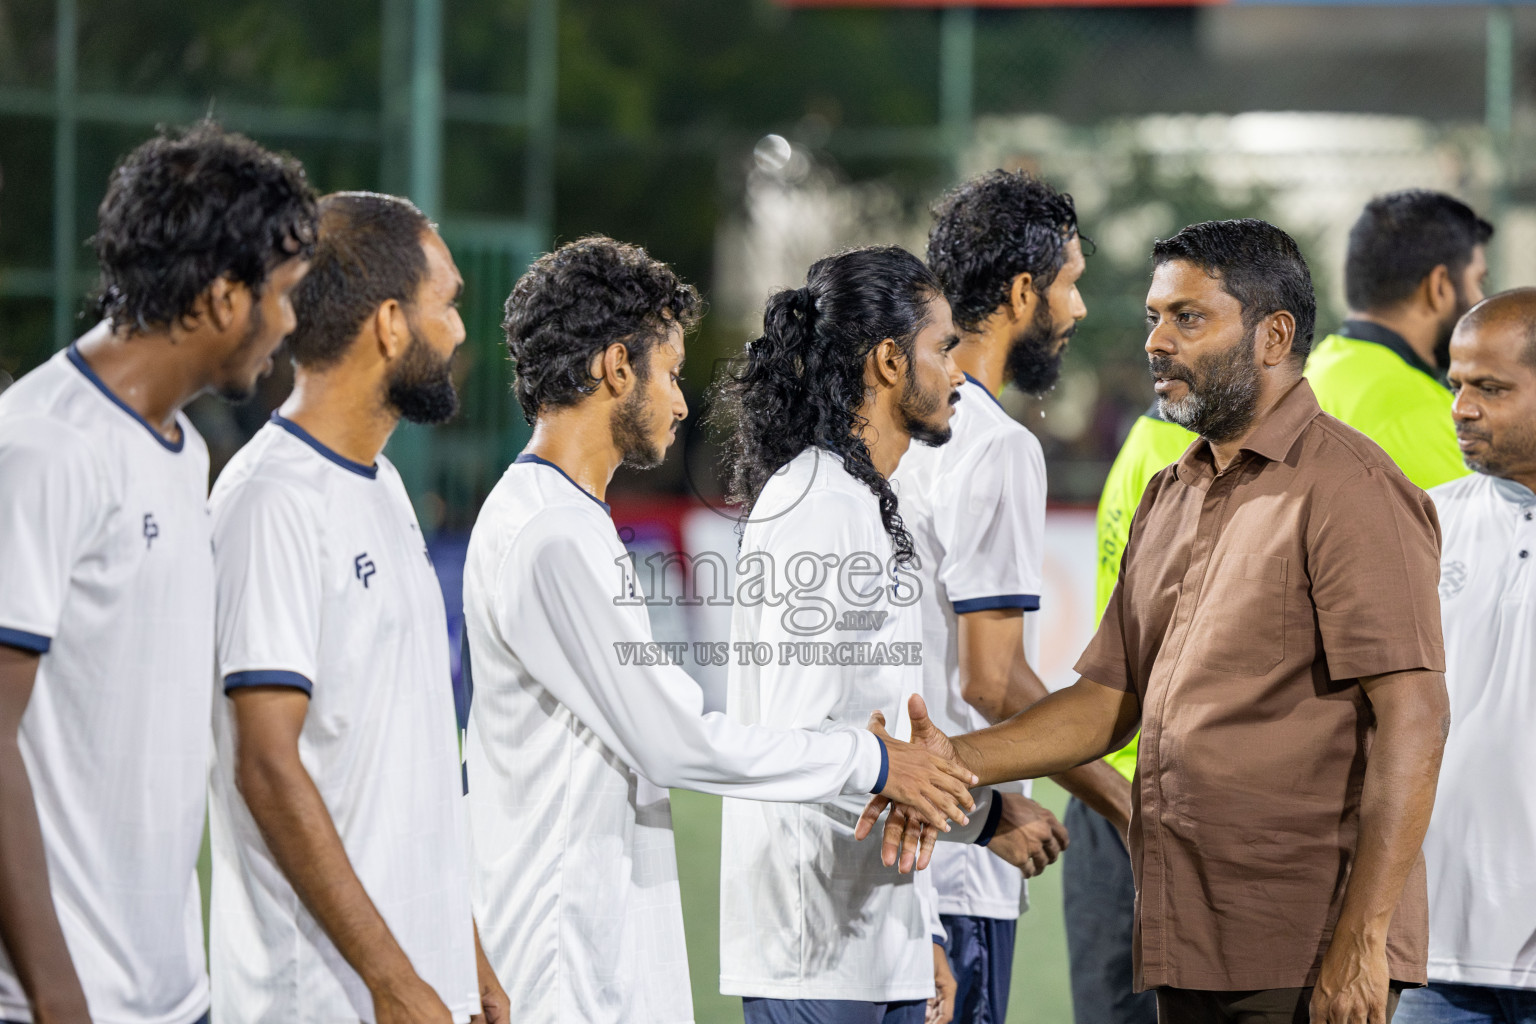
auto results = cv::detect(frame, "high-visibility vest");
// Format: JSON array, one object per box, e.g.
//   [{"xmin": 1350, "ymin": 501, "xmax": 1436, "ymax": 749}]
[
  {"xmin": 1093, "ymin": 408, "xmax": 1196, "ymax": 782},
  {"xmin": 1305, "ymin": 328, "xmax": 1470, "ymax": 491}
]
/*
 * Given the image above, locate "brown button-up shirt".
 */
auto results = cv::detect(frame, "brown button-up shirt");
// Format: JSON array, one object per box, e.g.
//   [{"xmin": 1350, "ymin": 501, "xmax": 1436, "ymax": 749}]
[{"xmin": 1077, "ymin": 379, "xmax": 1444, "ymax": 992}]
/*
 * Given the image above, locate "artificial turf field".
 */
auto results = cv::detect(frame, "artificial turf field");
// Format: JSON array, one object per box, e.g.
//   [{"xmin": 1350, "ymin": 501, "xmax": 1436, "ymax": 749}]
[{"xmin": 198, "ymin": 779, "xmax": 1075, "ymax": 1023}]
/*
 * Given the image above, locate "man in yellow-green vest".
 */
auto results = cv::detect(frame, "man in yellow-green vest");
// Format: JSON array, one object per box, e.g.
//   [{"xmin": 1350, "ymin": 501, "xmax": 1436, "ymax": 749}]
[
  {"xmin": 1069, "ymin": 402, "xmax": 1194, "ymax": 1024},
  {"xmin": 1307, "ymin": 189, "xmax": 1492, "ymax": 490}
]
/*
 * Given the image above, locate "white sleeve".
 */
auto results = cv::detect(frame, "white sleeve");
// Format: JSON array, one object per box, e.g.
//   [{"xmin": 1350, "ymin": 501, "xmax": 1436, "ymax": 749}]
[
  {"xmin": 0, "ymin": 423, "xmax": 103, "ymax": 652},
  {"xmin": 493, "ymin": 512, "xmax": 883, "ymax": 801},
  {"xmin": 933, "ymin": 430, "xmax": 1045, "ymax": 615},
  {"xmin": 213, "ymin": 478, "xmax": 323, "ymax": 694}
]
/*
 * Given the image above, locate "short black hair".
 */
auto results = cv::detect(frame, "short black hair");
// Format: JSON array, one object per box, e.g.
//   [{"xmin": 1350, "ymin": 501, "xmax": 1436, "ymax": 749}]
[
  {"xmin": 503, "ymin": 235, "xmax": 702, "ymax": 425},
  {"xmin": 926, "ymin": 170, "xmax": 1082, "ymax": 333},
  {"xmin": 1152, "ymin": 218, "xmax": 1317, "ymax": 363},
  {"xmin": 1346, "ymin": 190, "xmax": 1493, "ymax": 313},
  {"xmin": 288, "ymin": 192, "xmax": 433, "ymax": 369},
  {"xmin": 91, "ymin": 120, "xmax": 317, "ymax": 334}
]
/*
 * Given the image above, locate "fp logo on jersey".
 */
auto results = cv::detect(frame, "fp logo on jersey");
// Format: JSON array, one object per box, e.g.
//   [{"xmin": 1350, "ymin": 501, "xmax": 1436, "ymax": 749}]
[
  {"xmin": 142, "ymin": 513, "xmax": 160, "ymax": 550},
  {"xmin": 354, "ymin": 553, "xmax": 377, "ymax": 589},
  {"xmin": 1438, "ymin": 560, "xmax": 1467, "ymax": 601}
]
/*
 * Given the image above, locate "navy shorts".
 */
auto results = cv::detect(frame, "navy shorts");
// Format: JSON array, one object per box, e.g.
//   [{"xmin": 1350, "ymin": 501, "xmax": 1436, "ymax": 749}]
[
  {"xmin": 939, "ymin": 913, "xmax": 1016, "ymax": 1024},
  {"xmin": 742, "ymin": 997, "xmax": 926, "ymax": 1023}
]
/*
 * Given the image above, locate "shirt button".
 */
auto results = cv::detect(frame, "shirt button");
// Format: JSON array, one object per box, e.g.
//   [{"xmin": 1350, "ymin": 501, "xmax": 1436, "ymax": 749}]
[{"xmin": 1522, "ymin": 550, "xmax": 1531, "ymax": 559}]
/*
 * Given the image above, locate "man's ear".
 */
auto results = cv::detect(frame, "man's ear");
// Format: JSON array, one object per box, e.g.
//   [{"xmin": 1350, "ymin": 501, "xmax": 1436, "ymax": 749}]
[
  {"xmin": 200, "ymin": 276, "xmax": 243, "ymax": 334},
  {"xmin": 1259, "ymin": 310, "xmax": 1297, "ymax": 368},
  {"xmin": 594, "ymin": 341, "xmax": 639, "ymax": 398},
  {"xmin": 1424, "ymin": 264, "xmax": 1457, "ymax": 317},
  {"xmin": 373, "ymin": 299, "xmax": 412, "ymax": 362},
  {"xmin": 865, "ymin": 336, "xmax": 905, "ymax": 390},
  {"xmin": 1007, "ymin": 272, "xmax": 1038, "ymax": 323}
]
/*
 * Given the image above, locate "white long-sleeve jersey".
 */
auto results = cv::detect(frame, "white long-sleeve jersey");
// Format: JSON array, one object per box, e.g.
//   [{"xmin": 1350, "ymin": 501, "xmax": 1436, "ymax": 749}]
[{"xmin": 462, "ymin": 454, "xmax": 883, "ymax": 1024}]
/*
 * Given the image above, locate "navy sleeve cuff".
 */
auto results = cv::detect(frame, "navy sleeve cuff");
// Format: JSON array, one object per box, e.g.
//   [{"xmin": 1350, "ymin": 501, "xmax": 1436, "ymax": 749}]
[
  {"xmin": 870, "ymin": 735, "xmax": 890, "ymax": 794},
  {"xmin": 932, "ymin": 934, "xmax": 947, "ymax": 949},
  {"xmin": 974, "ymin": 790, "xmax": 1006, "ymax": 846},
  {"xmin": 0, "ymin": 627, "xmax": 51, "ymax": 654},
  {"xmin": 224, "ymin": 670, "xmax": 313, "ymax": 695},
  {"xmin": 951, "ymin": 594, "xmax": 1041, "ymax": 615}
]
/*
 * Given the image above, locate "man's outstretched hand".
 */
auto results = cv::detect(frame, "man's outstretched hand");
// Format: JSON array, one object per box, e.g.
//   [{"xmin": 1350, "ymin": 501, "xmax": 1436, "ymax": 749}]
[
  {"xmin": 856, "ymin": 695, "xmax": 976, "ymax": 872},
  {"xmin": 986, "ymin": 793, "xmax": 1068, "ymax": 878},
  {"xmin": 865, "ymin": 695, "xmax": 977, "ymax": 843}
]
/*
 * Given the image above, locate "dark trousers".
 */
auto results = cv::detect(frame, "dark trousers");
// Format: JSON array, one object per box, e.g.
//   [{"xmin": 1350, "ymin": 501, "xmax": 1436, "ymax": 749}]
[
  {"xmin": 1396, "ymin": 982, "xmax": 1536, "ymax": 1023},
  {"xmin": 939, "ymin": 913, "xmax": 1016, "ymax": 1024},
  {"xmin": 1063, "ymin": 796, "xmax": 1157, "ymax": 1024},
  {"xmin": 1156, "ymin": 985, "xmax": 1404, "ymax": 1023},
  {"xmin": 742, "ymin": 998, "xmax": 926, "ymax": 1023}
]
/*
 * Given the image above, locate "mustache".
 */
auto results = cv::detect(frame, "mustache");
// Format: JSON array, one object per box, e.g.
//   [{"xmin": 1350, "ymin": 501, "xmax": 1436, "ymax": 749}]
[
  {"xmin": 1455, "ymin": 425, "xmax": 1491, "ymax": 442},
  {"xmin": 1148, "ymin": 355, "xmax": 1194, "ymax": 384},
  {"xmin": 948, "ymin": 389, "xmax": 960, "ymax": 406}
]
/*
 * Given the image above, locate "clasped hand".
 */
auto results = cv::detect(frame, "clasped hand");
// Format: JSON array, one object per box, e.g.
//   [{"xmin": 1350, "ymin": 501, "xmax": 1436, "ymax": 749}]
[{"xmin": 856, "ymin": 695, "xmax": 1069, "ymax": 877}]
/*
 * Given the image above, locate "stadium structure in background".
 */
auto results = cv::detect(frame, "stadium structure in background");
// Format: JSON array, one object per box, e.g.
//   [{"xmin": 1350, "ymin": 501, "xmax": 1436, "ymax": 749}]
[
  {"xmin": 2, "ymin": 0, "xmax": 1535, "ymax": 522},
  {"xmin": 0, "ymin": 0, "xmax": 557, "ymax": 527}
]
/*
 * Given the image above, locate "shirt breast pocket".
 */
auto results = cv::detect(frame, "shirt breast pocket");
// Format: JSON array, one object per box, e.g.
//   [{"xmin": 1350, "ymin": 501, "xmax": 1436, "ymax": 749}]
[{"xmin": 1196, "ymin": 553, "xmax": 1287, "ymax": 677}]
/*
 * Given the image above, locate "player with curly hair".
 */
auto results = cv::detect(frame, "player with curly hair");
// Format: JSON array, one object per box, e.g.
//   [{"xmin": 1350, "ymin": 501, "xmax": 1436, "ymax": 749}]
[
  {"xmin": 461, "ymin": 236, "xmax": 978, "ymax": 1024},
  {"xmin": 713, "ymin": 245, "xmax": 1050, "ymax": 1024},
  {"xmin": 900, "ymin": 170, "xmax": 1132, "ymax": 1024},
  {"xmin": 0, "ymin": 121, "xmax": 315, "ymax": 1024}
]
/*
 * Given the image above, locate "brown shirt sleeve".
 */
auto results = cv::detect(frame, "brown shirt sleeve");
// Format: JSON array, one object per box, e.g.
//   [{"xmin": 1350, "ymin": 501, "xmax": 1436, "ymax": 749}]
[{"xmin": 1307, "ymin": 465, "xmax": 1445, "ymax": 681}]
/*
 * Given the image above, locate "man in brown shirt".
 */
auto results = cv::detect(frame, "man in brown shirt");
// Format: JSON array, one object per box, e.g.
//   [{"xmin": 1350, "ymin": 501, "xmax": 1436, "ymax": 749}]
[{"xmin": 864, "ymin": 219, "xmax": 1451, "ymax": 1024}]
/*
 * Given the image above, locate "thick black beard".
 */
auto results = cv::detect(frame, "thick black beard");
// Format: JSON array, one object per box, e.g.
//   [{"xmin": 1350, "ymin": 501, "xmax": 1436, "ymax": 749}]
[
  {"xmin": 612, "ymin": 385, "xmax": 664, "ymax": 469},
  {"xmin": 386, "ymin": 332, "xmax": 460, "ymax": 425},
  {"xmin": 1150, "ymin": 336, "xmax": 1262, "ymax": 444},
  {"xmin": 898, "ymin": 367, "xmax": 954, "ymax": 448},
  {"xmin": 1004, "ymin": 301, "xmax": 1067, "ymax": 398}
]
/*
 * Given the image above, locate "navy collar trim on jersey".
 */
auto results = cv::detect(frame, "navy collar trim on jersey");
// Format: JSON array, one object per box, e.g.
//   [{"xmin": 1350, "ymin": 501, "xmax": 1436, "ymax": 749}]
[
  {"xmin": 66, "ymin": 344, "xmax": 185, "ymax": 453},
  {"xmin": 515, "ymin": 453, "xmax": 612, "ymax": 514},
  {"xmin": 271, "ymin": 414, "xmax": 378, "ymax": 479},
  {"xmin": 962, "ymin": 373, "xmax": 1005, "ymax": 411}
]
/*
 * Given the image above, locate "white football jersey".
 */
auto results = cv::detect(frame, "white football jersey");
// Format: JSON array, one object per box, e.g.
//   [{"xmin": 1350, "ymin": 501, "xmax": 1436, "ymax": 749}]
[
  {"xmin": 719, "ymin": 447, "xmax": 964, "ymax": 1002},
  {"xmin": 462, "ymin": 453, "xmax": 882, "ymax": 1024},
  {"xmin": 892, "ymin": 375, "xmax": 1044, "ymax": 919},
  {"xmin": 0, "ymin": 345, "xmax": 212, "ymax": 1024},
  {"xmin": 1423, "ymin": 472, "xmax": 1536, "ymax": 989},
  {"xmin": 208, "ymin": 416, "xmax": 478, "ymax": 1022}
]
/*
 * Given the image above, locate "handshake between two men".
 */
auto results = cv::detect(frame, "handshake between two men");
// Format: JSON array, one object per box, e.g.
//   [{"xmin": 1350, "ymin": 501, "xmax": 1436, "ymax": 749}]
[{"xmin": 858, "ymin": 694, "xmax": 1070, "ymax": 879}]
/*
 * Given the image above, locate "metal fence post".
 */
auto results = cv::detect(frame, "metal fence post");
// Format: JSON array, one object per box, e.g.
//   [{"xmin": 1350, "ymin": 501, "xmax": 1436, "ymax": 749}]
[
  {"xmin": 1487, "ymin": 4, "xmax": 1513, "ymax": 288},
  {"xmin": 940, "ymin": 6, "xmax": 975, "ymax": 178},
  {"xmin": 52, "ymin": 0, "xmax": 77, "ymax": 351}
]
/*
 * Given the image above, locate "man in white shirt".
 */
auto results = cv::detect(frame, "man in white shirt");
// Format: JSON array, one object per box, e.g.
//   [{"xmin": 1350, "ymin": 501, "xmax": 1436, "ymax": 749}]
[
  {"xmin": 209, "ymin": 192, "xmax": 505, "ymax": 1023},
  {"xmin": 1396, "ymin": 289, "xmax": 1536, "ymax": 1024},
  {"xmin": 0, "ymin": 122, "xmax": 315, "ymax": 1024},
  {"xmin": 898, "ymin": 171, "xmax": 1133, "ymax": 1024},
  {"xmin": 464, "ymin": 236, "xmax": 977, "ymax": 1024},
  {"xmin": 716, "ymin": 245, "xmax": 1055, "ymax": 1024}
]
